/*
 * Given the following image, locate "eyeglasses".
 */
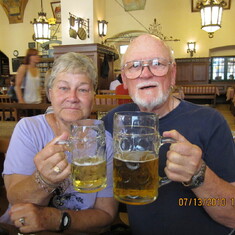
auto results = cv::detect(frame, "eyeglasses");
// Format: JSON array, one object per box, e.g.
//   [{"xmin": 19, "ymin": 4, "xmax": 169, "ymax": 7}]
[{"xmin": 122, "ymin": 58, "xmax": 173, "ymax": 79}]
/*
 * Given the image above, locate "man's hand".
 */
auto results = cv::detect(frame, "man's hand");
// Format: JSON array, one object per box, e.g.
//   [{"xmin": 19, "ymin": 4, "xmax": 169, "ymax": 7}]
[{"xmin": 163, "ymin": 130, "xmax": 203, "ymax": 183}]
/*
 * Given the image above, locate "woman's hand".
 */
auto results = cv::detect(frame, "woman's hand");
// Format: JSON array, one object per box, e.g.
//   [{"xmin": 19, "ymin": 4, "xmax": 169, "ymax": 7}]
[
  {"xmin": 34, "ymin": 132, "xmax": 71, "ymax": 185},
  {"xmin": 9, "ymin": 203, "xmax": 60, "ymax": 233}
]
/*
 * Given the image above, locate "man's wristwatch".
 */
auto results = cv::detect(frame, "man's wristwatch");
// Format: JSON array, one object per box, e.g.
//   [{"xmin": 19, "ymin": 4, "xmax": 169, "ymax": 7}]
[
  {"xmin": 182, "ymin": 160, "xmax": 207, "ymax": 189},
  {"xmin": 58, "ymin": 212, "xmax": 71, "ymax": 232}
]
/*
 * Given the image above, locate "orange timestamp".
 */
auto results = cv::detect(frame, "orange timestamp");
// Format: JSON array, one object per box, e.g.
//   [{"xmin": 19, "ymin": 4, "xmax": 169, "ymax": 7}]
[{"xmin": 178, "ymin": 197, "xmax": 235, "ymax": 207}]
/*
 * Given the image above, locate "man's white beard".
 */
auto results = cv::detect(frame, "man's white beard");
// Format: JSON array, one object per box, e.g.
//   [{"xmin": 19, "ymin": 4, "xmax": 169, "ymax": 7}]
[{"xmin": 131, "ymin": 87, "xmax": 171, "ymax": 112}]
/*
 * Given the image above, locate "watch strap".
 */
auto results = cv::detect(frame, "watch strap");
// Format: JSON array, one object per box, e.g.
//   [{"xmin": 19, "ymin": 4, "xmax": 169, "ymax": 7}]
[
  {"xmin": 182, "ymin": 160, "xmax": 206, "ymax": 189},
  {"xmin": 58, "ymin": 212, "xmax": 71, "ymax": 232}
]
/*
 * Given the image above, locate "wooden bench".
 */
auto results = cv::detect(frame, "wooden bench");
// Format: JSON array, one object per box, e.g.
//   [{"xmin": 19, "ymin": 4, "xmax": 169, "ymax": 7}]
[{"xmin": 181, "ymin": 85, "xmax": 219, "ymax": 107}]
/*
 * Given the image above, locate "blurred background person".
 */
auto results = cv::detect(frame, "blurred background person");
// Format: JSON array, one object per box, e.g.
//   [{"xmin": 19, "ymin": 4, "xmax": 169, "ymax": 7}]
[
  {"xmin": 109, "ymin": 74, "xmax": 123, "ymax": 90},
  {"xmin": 115, "ymin": 83, "xmax": 132, "ymax": 105},
  {"xmin": 7, "ymin": 78, "xmax": 17, "ymax": 102},
  {"xmin": 15, "ymin": 48, "xmax": 42, "ymax": 104}
]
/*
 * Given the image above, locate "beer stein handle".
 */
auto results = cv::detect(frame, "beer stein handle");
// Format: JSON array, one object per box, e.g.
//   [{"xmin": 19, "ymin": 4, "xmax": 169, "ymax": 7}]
[
  {"xmin": 160, "ymin": 136, "xmax": 177, "ymax": 145},
  {"xmin": 158, "ymin": 136, "xmax": 177, "ymax": 187},
  {"xmin": 159, "ymin": 176, "xmax": 171, "ymax": 187},
  {"xmin": 55, "ymin": 140, "xmax": 71, "ymax": 146}
]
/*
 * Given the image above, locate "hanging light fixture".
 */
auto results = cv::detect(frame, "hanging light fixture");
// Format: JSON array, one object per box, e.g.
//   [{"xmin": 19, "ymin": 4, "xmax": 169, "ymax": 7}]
[
  {"xmin": 32, "ymin": 0, "xmax": 50, "ymax": 43},
  {"xmin": 197, "ymin": 0, "xmax": 227, "ymax": 38}
]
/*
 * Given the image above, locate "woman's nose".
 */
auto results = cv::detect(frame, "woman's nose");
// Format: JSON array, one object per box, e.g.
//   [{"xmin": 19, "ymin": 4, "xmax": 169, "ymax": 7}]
[{"xmin": 68, "ymin": 90, "xmax": 79, "ymax": 101}]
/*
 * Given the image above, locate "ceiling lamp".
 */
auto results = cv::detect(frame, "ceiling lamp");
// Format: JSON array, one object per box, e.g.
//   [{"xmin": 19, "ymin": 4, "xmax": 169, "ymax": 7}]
[
  {"xmin": 32, "ymin": 0, "xmax": 50, "ymax": 43},
  {"xmin": 197, "ymin": 0, "xmax": 227, "ymax": 38}
]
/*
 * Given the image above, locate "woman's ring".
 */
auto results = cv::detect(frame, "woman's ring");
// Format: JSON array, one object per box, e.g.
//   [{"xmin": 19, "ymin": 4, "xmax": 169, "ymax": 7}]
[
  {"xmin": 19, "ymin": 217, "xmax": 25, "ymax": 226},
  {"xmin": 53, "ymin": 165, "xmax": 62, "ymax": 174}
]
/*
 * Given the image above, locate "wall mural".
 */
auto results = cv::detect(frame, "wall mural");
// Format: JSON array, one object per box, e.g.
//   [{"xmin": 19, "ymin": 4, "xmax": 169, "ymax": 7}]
[{"xmin": 0, "ymin": 0, "xmax": 28, "ymax": 24}]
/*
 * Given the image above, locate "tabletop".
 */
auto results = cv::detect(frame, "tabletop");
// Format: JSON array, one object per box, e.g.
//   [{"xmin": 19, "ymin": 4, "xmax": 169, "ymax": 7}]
[{"xmin": 0, "ymin": 223, "xmax": 62, "ymax": 235}]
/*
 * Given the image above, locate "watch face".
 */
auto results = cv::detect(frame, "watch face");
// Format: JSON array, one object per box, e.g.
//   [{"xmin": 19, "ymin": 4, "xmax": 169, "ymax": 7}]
[
  {"xmin": 63, "ymin": 215, "xmax": 69, "ymax": 226},
  {"xmin": 194, "ymin": 175, "xmax": 205, "ymax": 187},
  {"xmin": 13, "ymin": 50, "xmax": 19, "ymax": 57}
]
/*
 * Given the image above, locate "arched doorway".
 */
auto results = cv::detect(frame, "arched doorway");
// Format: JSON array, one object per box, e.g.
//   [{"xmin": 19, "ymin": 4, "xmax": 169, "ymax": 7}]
[{"xmin": 0, "ymin": 51, "xmax": 9, "ymax": 86}]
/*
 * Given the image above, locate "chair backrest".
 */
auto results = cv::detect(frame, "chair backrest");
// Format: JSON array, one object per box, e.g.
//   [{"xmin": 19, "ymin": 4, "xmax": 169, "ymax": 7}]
[
  {"xmin": 0, "ymin": 95, "xmax": 13, "ymax": 103},
  {"xmin": 97, "ymin": 90, "xmax": 116, "ymax": 95},
  {"xmin": 95, "ymin": 94, "xmax": 132, "ymax": 105},
  {"xmin": 115, "ymin": 84, "xmax": 132, "ymax": 104}
]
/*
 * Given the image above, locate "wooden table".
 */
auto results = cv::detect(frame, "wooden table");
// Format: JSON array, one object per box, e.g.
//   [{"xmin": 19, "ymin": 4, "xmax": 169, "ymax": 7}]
[
  {"xmin": 226, "ymin": 87, "xmax": 235, "ymax": 101},
  {"xmin": 0, "ymin": 223, "xmax": 62, "ymax": 235}
]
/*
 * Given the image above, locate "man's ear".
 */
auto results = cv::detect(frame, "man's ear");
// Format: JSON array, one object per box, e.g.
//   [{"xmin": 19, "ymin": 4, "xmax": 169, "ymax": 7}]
[
  {"xmin": 170, "ymin": 63, "xmax": 177, "ymax": 86},
  {"xmin": 121, "ymin": 72, "xmax": 128, "ymax": 89}
]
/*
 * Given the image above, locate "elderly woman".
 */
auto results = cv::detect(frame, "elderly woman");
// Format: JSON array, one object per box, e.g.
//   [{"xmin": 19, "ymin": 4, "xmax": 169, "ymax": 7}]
[{"xmin": 0, "ymin": 52, "xmax": 118, "ymax": 234}]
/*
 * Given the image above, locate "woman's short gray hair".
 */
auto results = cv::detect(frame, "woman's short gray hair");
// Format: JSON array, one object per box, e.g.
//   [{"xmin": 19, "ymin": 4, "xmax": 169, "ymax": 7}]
[{"xmin": 45, "ymin": 52, "xmax": 97, "ymax": 100}]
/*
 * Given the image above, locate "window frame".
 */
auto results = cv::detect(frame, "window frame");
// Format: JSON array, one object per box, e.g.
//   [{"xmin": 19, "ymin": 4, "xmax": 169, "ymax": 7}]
[{"xmin": 211, "ymin": 56, "xmax": 235, "ymax": 82}]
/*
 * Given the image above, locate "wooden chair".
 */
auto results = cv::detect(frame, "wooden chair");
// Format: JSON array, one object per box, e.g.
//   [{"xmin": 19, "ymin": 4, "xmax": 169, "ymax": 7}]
[
  {"xmin": 97, "ymin": 90, "xmax": 116, "ymax": 95},
  {"xmin": 94, "ymin": 95, "xmax": 132, "ymax": 119},
  {"xmin": 0, "ymin": 95, "xmax": 12, "ymax": 103},
  {"xmin": 95, "ymin": 94, "xmax": 132, "ymax": 105},
  {"xmin": 0, "ymin": 95, "xmax": 17, "ymax": 121}
]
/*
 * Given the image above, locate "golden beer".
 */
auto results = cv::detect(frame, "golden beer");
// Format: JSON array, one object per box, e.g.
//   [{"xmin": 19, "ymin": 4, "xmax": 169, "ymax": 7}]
[
  {"xmin": 71, "ymin": 156, "xmax": 107, "ymax": 193},
  {"xmin": 113, "ymin": 152, "xmax": 159, "ymax": 205}
]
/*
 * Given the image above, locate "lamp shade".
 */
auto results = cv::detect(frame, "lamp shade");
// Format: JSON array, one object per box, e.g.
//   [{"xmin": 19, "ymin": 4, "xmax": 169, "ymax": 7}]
[
  {"xmin": 32, "ymin": 0, "xmax": 51, "ymax": 43},
  {"xmin": 33, "ymin": 12, "xmax": 50, "ymax": 43},
  {"xmin": 187, "ymin": 42, "xmax": 196, "ymax": 57},
  {"xmin": 200, "ymin": 4, "xmax": 223, "ymax": 33},
  {"xmin": 98, "ymin": 20, "xmax": 108, "ymax": 37},
  {"xmin": 187, "ymin": 42, "xmax": 196, "ymax": 51}
]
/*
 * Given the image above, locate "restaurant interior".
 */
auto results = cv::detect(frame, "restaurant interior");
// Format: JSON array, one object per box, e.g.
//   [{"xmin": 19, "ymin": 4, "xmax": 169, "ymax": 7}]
[{"xmin": 1, "ymin": 0, "xmax": 235, "ymax": 233}]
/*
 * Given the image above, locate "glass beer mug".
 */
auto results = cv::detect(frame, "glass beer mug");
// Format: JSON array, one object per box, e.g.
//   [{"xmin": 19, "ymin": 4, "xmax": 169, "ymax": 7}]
[
  {"xmin": 113, "ymin": 111, "xmax": 175, "ymax": 205},
  {"xmin": 58, "ymin": 119, "xmax": 107, "ymax": 193}
]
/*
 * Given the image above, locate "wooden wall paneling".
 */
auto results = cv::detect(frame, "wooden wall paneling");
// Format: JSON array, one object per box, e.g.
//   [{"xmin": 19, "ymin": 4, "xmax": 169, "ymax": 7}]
[
  {"xmin": 192, "ymin": 60, "xmax": 209, "ymax": 83},
  {"xmin": 175, "ymin": 58, "xmax": 210, "ymax": 85},
  {"xmin": 175, "ymin": 61, "xmax": 192, "ymax": 83}
]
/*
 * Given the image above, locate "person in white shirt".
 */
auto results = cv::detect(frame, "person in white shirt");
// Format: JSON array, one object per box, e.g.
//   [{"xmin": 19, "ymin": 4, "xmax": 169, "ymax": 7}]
[{"xmin": 109, "ymin": 74, "xmax": 122, "ymax": 90}]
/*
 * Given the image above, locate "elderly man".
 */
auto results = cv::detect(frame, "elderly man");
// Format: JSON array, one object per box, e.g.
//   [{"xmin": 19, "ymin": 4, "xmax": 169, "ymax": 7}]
[{"xmin": 103, "ymin": 34, "xmax": 235, "ymax": 235}]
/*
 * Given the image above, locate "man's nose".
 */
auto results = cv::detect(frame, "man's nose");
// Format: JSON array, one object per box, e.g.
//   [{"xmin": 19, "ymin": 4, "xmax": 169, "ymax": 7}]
[{"xmin": 140, "ymin": 64, "xmax": 153, "ymax": 78}]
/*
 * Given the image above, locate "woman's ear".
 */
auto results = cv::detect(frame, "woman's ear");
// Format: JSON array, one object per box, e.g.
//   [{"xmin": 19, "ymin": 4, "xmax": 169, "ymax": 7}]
[{"xmin": 48, "ymin": 88, "xmax": 52, "ymax": 102}]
